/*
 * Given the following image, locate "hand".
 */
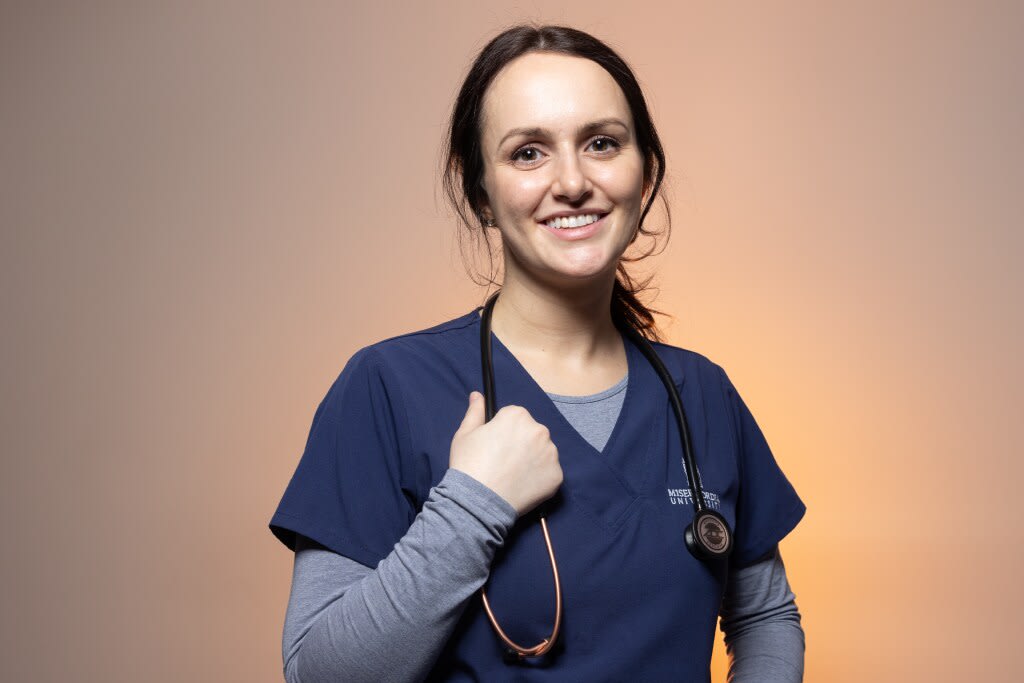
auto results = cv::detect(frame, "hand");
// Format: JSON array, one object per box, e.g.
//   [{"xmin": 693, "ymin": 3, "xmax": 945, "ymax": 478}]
[{"xmin": 449, "ymin": 391, "xmax": 563, "ymax": 517}]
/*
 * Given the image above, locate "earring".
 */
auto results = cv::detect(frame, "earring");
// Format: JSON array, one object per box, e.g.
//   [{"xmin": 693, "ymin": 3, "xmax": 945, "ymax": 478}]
[{"xmin": 482, "ymin": 216, "xmax": 496, "ymax": 228}]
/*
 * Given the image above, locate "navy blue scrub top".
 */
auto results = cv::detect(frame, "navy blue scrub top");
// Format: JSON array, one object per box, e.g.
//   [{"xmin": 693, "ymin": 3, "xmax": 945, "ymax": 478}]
[{"xmin": 270, "ymin": 307, "xmax": 806, "ymax": 682}]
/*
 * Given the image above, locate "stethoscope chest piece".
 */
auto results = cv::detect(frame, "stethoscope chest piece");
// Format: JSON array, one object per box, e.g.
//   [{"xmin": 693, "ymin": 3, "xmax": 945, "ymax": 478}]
[{"xmin": 684, "ymin": 508, "xmax": 732, "ymax": 561}]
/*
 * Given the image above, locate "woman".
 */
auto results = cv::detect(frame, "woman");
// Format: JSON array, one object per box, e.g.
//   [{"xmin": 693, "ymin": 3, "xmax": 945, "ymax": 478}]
[{"xmin": 270, "ymin": 24, "xmax": 806, "ymax": 682}]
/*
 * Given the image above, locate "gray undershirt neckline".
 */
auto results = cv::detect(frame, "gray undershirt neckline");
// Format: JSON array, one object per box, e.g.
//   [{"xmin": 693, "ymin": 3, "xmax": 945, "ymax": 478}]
[
  {"xmin": 544, "ymin": 371, "xmax": 628, "ymax": 453},
  {"xmin": 545, "ymin": 372, "xmax": 628, "ymax": 403}
]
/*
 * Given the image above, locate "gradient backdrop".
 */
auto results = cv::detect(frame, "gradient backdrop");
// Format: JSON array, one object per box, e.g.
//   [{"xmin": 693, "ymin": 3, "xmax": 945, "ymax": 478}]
[{"xmin": 2, "ymin": 2, "xmax": 1021, "ymax": 681}]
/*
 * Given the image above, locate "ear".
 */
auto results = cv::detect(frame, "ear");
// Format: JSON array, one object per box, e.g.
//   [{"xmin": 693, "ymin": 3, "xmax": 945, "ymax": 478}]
[
  {"xmin": 641, "ymin": 176, "xmax": 655, "ymax": 207},
  {"xmin": 476, "ymin": 189, "xmax": 496, "ymax": 227},
  {"xmin": 477, "ymin": 204, "xmax": 496, "ymax": 227}
]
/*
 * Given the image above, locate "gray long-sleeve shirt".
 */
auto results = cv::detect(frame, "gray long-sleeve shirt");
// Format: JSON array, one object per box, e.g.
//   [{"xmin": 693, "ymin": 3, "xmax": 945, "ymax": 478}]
[{"xmin": 281, "ymin": 373, "xmax": 804, "ymax": 681}]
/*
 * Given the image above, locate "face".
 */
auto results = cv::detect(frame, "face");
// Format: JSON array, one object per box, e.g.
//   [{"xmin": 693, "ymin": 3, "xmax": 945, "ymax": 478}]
[{"xmin": 478, "ymin": 52, "xmax": 648, "ymax": 289}]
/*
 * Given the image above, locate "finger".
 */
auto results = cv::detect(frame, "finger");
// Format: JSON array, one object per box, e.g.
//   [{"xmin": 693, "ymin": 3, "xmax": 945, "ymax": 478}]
[{"xmin": 455, "ymin": 391, "xmax": 485, "ymax": 435}]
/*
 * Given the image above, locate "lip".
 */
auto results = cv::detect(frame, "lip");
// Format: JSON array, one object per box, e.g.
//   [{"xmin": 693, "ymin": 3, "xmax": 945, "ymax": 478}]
[{"xmin": 538, "ymin": 213, "xmax": 607, "ymax": 241}]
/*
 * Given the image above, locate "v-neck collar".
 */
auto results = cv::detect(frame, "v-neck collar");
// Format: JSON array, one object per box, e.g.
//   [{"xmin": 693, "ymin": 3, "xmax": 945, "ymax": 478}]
[
  {"xmin": 465, "ymin": 304, "xmax": 686, "ymax": 531},
  {"xmin": 487, "ymin": 326, "xmax": 640, "ymax": 460}
]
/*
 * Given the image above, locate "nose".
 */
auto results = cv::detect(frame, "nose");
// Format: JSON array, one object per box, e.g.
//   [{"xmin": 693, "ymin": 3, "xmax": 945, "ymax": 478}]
[{"xmin": 551, "ymin": 151, "xmax": 591, "ymax": 202}]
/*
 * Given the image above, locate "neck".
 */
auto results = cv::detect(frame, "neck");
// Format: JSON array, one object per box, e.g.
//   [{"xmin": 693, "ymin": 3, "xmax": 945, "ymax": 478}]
[{"xmin": 485, "ymin": 276, "xmax": 621, "ymax": 365}]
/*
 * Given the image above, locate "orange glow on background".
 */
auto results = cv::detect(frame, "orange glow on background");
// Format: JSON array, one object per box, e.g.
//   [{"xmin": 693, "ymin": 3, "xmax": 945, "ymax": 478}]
[{"xmin": 2, "ymin": 2, "xmax": 1020, "ymax": 681}]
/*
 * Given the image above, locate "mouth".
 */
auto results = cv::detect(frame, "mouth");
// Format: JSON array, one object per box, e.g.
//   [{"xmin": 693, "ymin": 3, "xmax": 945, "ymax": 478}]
[
  {"xmin": 539, "ymin": 212, "xmax": 608, "ymax": 230},
  {"xmin": 537, "ymin": 212, "xmax": 609, "ymax": 241}
]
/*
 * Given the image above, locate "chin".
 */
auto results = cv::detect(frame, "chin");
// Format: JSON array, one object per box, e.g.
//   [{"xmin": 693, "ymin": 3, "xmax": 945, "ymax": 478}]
[
  {"xmin": 560, "ymin": 249, "xmax": 624, "ymax": 276},
  {"xmin": 546, "ymin": 260, "xmax": 619, "ymax": 284}
]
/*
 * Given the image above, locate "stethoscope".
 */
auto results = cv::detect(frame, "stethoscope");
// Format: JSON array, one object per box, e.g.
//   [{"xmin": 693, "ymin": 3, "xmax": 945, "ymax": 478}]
[{"xmin": 477, "ymin": 290, "xmax": 733, "ymax": 660}]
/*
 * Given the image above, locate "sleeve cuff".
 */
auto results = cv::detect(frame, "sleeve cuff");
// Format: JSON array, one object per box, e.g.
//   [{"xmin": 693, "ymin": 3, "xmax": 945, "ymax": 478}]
[{"xmin": 437, "ymin": 468, "xmax": 518, "ymax": 532}]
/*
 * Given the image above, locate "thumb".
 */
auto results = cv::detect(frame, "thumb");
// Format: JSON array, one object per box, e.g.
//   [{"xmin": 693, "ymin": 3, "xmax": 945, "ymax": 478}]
[{"xmin": 455, "ymin": 391, "xmax": 486, "ymax": 435}]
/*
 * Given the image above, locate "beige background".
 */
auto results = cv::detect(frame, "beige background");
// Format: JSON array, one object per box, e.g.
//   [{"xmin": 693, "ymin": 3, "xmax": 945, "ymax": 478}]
[{"xmin": 2, "ymin": 2, "xmax": 1021, "ymax": 681}]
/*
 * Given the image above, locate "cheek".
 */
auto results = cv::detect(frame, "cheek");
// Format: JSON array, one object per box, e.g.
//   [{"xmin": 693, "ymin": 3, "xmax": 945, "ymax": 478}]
[
  {"xmin": 594, "ymin": 160, "xmax": 645, "ymax": 205},
  {"xmin": 494, "ymin": 173, "xmax": 547, "ymax": 216}
]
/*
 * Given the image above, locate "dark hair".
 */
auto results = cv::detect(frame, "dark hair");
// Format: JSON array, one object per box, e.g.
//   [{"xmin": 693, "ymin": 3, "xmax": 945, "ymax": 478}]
[{"xmin": 440, "ymin": 24, "xmax": 672, "ymax": 341}]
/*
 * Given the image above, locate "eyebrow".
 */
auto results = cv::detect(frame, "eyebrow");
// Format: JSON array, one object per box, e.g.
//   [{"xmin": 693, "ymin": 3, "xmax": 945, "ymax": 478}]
[{"xmin": 497, "ymin": 117, "xmax": 631, "ymax": 149}]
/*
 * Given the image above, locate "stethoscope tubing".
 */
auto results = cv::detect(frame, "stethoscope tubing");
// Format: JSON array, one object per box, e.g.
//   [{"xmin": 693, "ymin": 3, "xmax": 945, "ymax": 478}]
[
  {"xmin": 476, "ymin": 289, "xmax": 732, "ymax": 660},
  {"xmin": 617, "ymin": 322, "xmax": 710, "ymax": 512},
  {"xmin": 478, "ymin": 291, "xmax": 563, "ymax": 659}
]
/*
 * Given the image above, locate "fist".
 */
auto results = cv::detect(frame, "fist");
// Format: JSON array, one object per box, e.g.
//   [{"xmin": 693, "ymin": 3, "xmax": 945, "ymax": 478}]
[{"xmin": 449, "ymin": 391, "xmax": 563, "ymax": 517}]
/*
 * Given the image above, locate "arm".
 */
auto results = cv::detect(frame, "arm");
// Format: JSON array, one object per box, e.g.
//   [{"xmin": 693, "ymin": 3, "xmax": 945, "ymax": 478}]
[
  {"xmin": 719, "ymin": 545, "xmax": 805, "ymax": 683},
  {"xmin": 281, "ymin": 468, "xmax": 517, "ymax": 683}
]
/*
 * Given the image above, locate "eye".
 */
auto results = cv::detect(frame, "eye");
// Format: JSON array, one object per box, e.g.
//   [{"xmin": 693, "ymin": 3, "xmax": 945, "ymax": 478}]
[
  {"xmin": 589, "ymin": 136, "xmax": 621, "ymax": 154},
  {"xmin": 511, "ymin": 145, "xmax": 544, "ymax": 165}
]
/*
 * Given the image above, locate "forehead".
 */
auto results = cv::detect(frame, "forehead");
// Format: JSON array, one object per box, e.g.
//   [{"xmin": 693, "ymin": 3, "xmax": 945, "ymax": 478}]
[{"xmin": 481, "ymin": 52, "xmax": 633, "ymax": 146}]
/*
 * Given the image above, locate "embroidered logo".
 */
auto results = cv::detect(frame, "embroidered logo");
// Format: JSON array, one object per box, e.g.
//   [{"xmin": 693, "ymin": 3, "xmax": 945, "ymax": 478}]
[
  {"xmin": 666, "ymin": 487, "xmax": 721, "ymax": 509},
  {"xmin": 667, "ymin": 458, "xmax": 720, "ymax": 508}
]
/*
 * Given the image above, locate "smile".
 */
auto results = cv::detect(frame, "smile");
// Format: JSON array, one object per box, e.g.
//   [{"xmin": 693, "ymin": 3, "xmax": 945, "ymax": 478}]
[
  {"xmin": 544, "ymin": 213, "xmax": 603, "ymax": 230},
  {"xmin": 538, "ymin": 213, "xmax": 608, "ymax": 242}
]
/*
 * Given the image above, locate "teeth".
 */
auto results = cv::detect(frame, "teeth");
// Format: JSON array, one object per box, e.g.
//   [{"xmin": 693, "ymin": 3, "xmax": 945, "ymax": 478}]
[{"xmin": 544, "ymin": 213, "xmax": 601, "ymax": 229}]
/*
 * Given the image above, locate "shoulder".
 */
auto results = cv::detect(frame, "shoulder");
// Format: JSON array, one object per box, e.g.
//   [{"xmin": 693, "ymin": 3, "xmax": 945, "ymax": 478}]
[
  {"xmin": 362, "ymin": 308, "xmax": 480, "ymax": 364},
  {"xmin": 350, "ymin": 308, "xmax": 481, "ymax": 382},
  {"xmin": 647, "ymin": 338, "xmax": 731, "ymax": 391},
  {"xmin": 320, "ymin": 308, "xmax": 481, "ymax": 407}
]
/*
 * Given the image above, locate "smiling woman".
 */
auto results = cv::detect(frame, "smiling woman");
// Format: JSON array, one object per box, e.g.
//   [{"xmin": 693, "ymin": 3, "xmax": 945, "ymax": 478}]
[
  {"xmin": 475, "ymin": 52, "xmax": 648, "ymax": 295},
  {"xmin": 270, "ymin": 23, "xmax": 806, "ymax": 682}
]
